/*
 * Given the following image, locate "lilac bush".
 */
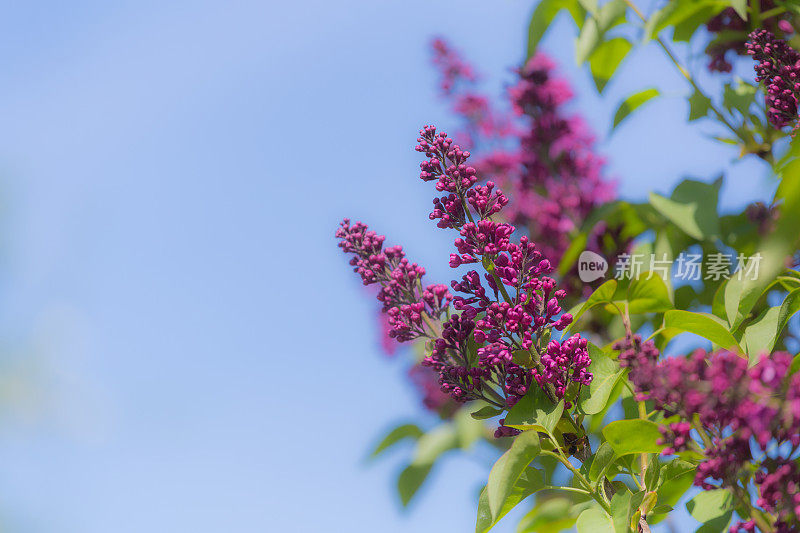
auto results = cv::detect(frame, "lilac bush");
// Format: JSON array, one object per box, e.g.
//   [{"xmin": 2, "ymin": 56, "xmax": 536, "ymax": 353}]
[{"xmin": 337, "ymin": 3, "xmax": 800, "ymax": 531}]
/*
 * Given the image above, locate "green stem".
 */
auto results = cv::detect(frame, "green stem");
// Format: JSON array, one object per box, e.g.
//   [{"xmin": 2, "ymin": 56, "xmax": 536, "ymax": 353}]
[
  {"xmin": 421, "ymin": 312, "xmax": 441, "ymax": 338},
  {"xmin": 542, "ymin": 433, "xmax": 612, "ymax": 512},
  {"xmin": 750, "ymin": 0, "xmax": 763, "ymax": 28},
  {"xmin": 760, "ymin": 6, "xmax": 787, "ymax": 20},
  {"xmin": 692, "ymin": 416, "xmax": 714, "ymax": 448},
  {"xmin": 541, "ymin": 485, "xmax": 591, "ymax": 496}
]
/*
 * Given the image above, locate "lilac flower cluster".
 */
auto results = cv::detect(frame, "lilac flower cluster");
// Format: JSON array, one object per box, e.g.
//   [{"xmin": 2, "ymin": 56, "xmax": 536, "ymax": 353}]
[
  {"xmin": 413, "ymin": 126, "xmax": 589, "ymax": 420},
  {"xmin": 535, "ymin": 334, "xmax": 592, "ymax": 408},
  {"xmin": 336, "ymin": 219, "xmax": 452, "ymax": 343},
  {"xmin": 429, "ymin": 38, "xmax": 510, "ymax": 145},
  {"xmin": 612, "ymin": 332, "xmax": 660, "ymax": 391},
  {"xmin": 706, "ymin": 2, "xmax": 793, "ymax": 73},
  {"xmin": 431, "ymin": 37, "xmax": 477, "ymax": 96},
  {"xmin": 747, "ymin": 29, "xmax": 800, "ymax": 130},
  {"xmin": 508, "ymin": 55, "xmax": 615, "ymax": 264},
  {"xmin": 625, "ymin": 346, "xmax": 800, "ymax": 530}
]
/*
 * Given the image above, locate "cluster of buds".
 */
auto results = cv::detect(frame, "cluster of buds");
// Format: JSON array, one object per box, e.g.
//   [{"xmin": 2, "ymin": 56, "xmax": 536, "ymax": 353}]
[
  {"xmin": 747, "ymin": 29, "xmax": 800, "ymax": 130},
  {"xmin": 622, "ymin": 343, "xmax": 800, "ymax": 531},
  {"xmin": 413, "ymin": 126, "xmax": 590, "ymax": 428}
]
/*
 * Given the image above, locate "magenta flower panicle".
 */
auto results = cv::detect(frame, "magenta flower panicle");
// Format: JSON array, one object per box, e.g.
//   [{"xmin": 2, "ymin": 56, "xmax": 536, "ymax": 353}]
[
  {"xmin": 412, "ymin": 125, "xmax": 587, "ymax": 429},
  {"xmin": 336, "ymin": 218, "xmax": 451, "ymax": 343},
  {"xmin": 623, "ymin": 344, "xmax": 800, "ymax": 530},
  {"xmin": 747, "ymin": 29, "xmax": 800, "ymax": 130}
]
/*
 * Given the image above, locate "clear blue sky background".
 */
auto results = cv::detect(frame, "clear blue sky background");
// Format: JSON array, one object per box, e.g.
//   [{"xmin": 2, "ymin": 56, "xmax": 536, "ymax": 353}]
[{"xmin": 0, "ymin": 1, "xmax": 779, "ymax": 532}]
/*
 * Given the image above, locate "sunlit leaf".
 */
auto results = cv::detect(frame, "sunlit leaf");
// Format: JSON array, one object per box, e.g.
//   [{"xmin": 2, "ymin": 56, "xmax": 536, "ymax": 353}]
[
  {"xmin": 504, "ymin": 387, "xmax": 564, "ymax": 433},
  {"xmin": 663, "ymin": 310, "xmax": 743, "ymax": 352},
  {"xmin": 603, "ymin": 419, "xmax": 664, "ymax": 456},
  {"xmin": 576, "ymin": 507, "xmax": 614, "ymax": 533},
  {"xmin": 475, "ymin": 468, "xmax": 543, "ymax": 533},
  {"xmin": 486, "ymin": 431, "xmax": 541, "ymax": 517},
  {"xmin": 371, "ymin": 423, "xmax": 423, "ymax": 458},
  {"xmin": 589, "ymin": 37, "xmax": 632, "ymax": 92},
  {"xmin": 581, "ymin": 346, "xmax": 626, "ymax": 415},
  {"xmin": 627, "ymin": 274, "xmax": 673, "ymax": 314},
  {"xmin": 526, "ymin": 0, "xmax": 586, "ymax": 59},
  {"xmin": 612, "ymin": 88, "xmax": 659, "ymax": 130}
]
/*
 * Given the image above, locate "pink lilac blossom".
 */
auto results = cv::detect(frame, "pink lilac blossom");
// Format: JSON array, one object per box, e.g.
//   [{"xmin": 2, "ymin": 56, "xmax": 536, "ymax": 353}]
[
  {"xmin": 747, "ymin": 29, "xmax": 800, "ymax": 130},
  {"xmin": 337, "ymin": 127, "xmax": 589, "ymax": 428},
  {"xmin": 413, "ymin": 126, "xmax": 588, "ymax": 428},
  {"xmin": 336, "ymin": 218, "xmax": 452, "ymax": 343},
  {"xmin": 533, "ymin": 334, "xmax": 592, "ymax": 408},
  {"xmin": 623, "ymin": 345, "xmax": 800, "ymax": 530}
]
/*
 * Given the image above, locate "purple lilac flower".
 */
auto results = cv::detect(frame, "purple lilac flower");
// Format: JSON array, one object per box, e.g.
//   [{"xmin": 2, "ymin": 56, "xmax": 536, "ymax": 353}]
[
  {"xmin": 336, "ymin": 218, "xmax": 452, "ymax": 343},
  {"xmin": 414, "ymin": 125, "xmax": 586, "ymax": 420},
  {"xmin": 747, "ymin": 29, "xmax": 800, "ymax": 130},
  {"xmin": 534, "ymin": 334, "xmax": 592, "ymax": 408},
  {"xmin": 624, "ymin": 346, "xmax": 800, "ymax": 529}
]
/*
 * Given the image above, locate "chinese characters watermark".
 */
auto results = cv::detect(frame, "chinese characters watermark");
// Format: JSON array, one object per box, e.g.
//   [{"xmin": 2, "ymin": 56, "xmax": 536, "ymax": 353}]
[{"xmin": 612, "ymin": 252, "xmax": 762, "ymax": 281}]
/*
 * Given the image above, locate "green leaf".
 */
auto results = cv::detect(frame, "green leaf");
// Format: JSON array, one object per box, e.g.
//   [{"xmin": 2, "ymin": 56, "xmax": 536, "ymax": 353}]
[
  {"xmin": 575, "ymin": 0, "xmax": 627, "ymax": 65},
  {"xmin": 627, "ymin": 274, "xmax": 673, "ymax": 314},
  {"xmin": 578, "ymin": 0, "xmax": 598, "ymax": 14},
  {"xmin": 688, "ymin": 89, "xmax": 712, "ymax": 121},
  {"xmin": 649, "ymin": 192, "xmax": 706, "ymax": 240},
  {"xmin": 411, "ymin": 424, "xmax": 459, "ymax": 465},
  {"xmin": 644, "ymin": 454, "xmax": 661, "ymax": 490},
  {"xmin": 371, "ymin": 423, "xmax": 424, "ymax": 458},
  {"xmin": 487, "ymin": 431, "xmax": 541, "ymax": 517},
  {"xmin": 568, "ymin": 279, "xmax": 618, "ymax": 332},
  {"xmin": 581, "ymin": 346, "xmax": 626, "ymax": 415},
  {"xmin": 504, "ymin": 387, "xmax": 565, "ymax": 433},
  {"xmin": 612, "ymin": 88, "xmax": 659, "ymax": 129},
  {"xmin": 729, "ymin": 0, "xmax": 747, "ymax": 19},
  {"xmin": 398, "ymin": 464, "xmax": 432, "ymax": 506},
  {"xmin": 589, "ymin": 442, "xmax": 617, "ymax": 481},
  {"xmin": 646, "ymin": 0, "xmax": 727, "ymax": 41},
  {"xmin": 397, "ymin": 424, "xmax": 459, "ymax": 505},
  {"xmin": 712, "ymin": 279, "xmax": 729, "ymax": 321},
  {"xmin": 610, "ymin": 491, "xmax": 633, "ymax": 533},
  {"xmin": 663, "ymin": 310, "xmax": 743, "ymax": 351},
  {"xmin": 723, "ymin": 79, "xmax": 756, "ymax": 117},
  {"xmin": 659, "ymin": 458, "xmax": 696, "ymax": 482},
  {"xmin": 673, "ymin": 4, "xmax": 724, "ymax": 41},
  {"xmin": 742, "ymin": 288, "xmax": 800, "ymax": 363},
  {"xmin": 686, "ymin": 489, "xmax": 734, "ymax": 530},
  {"xmin": 649, "ymin": 178, "xmax": 721, "ymax": 241},
  {"xmin": 526, "ymin": 0, "xmax": 586, "ymax": 60},
  {"xmin": 589, "ymin": 441, "xmax": 619, "ymax": 482},
  {"xmin": 576, "ymin": 507, "xmax": 614, "ymax": 533},
  {"xmin": 602, "ymin": 419, "xmax": 664, "ymax": 456},
  {"xmin": 471, "ymin": 405, "xmax": 504, "ymax": 420},
  {"xmin": 655, "ymin": 469, "xmax": 694, "ymax": 517},
  {"xmin": 518, "ymin": 497, "xmax": 578, "ymax": 533},
  {"xmin": 476, "ymin": 469, "xmax": 544, "ymax": 533},
  {"xmin": 589, "ymin": 37, "xmax": 632, "ymax": 92},
  {"xmin": 456, "ymin": 408, "xmax": 487, "ymax": 448}
]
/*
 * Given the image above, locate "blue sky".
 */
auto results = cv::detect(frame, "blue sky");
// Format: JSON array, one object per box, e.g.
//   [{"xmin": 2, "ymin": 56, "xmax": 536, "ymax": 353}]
[{"xmin": 0, "ymin": 1, "xmax": 778, "ymax": 532}]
